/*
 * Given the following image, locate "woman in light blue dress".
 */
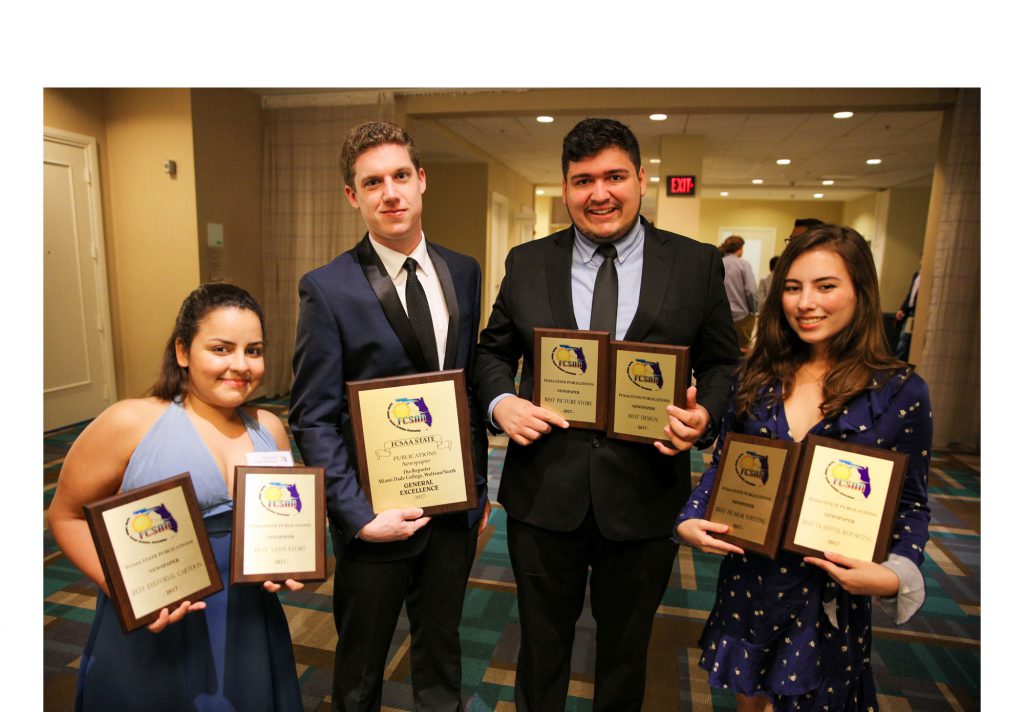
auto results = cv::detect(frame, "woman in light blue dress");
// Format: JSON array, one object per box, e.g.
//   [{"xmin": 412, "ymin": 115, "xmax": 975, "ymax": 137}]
[{"xmin": 48, "ymin": 283, "xmax": 304, "ymax": 711}]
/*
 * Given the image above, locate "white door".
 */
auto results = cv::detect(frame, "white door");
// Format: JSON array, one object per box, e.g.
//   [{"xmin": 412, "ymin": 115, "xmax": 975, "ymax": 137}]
[{"xmin": 44, "ymin": 129, "xmax": 116, "ymax": 430}]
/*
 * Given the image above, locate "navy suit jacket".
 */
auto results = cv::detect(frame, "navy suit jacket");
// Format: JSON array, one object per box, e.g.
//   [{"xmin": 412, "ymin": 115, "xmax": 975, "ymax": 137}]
[
  {"xmin": 290, "ymin": 235, "xmax": 488, "ymax": 561},
  {"xmin": 474, "ymin": 218, "xmax": 740, "ymax": 541}
]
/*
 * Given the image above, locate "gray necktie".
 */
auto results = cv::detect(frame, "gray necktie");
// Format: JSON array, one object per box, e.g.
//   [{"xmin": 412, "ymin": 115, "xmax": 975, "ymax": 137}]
[
  {"xmin": 403, "ymin": 257, "xmax": 439, "ymax": 371},
  {"xmin": 590, "ymin": 243, "xmax": 618, "ymax": 335}
]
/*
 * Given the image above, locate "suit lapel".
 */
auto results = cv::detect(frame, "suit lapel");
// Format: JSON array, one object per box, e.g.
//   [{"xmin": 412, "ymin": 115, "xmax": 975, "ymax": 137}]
[
  {"xmin": 546, "ymin": 228, "xmax": 578, "ymax": 329},
  {"xmin": 624, "ymin": 218, "xmax": 672, "ymax": 341},
  {"xmin": 355, "ymin": 235, "xmax": 431, "ymax": 372},
  {"xmin": 426, "ymin": 243, "xmax": 461, "ymax": 370}
]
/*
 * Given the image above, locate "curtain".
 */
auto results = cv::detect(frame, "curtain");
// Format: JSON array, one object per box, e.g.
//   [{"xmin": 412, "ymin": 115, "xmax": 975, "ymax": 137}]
[
  {"xmin": 260, "ymin": 98, "xmax": 395, "ymax": 396},
  {"xmin": 918, "ymin": 88, "xmax": 980, "ymax": 451}
]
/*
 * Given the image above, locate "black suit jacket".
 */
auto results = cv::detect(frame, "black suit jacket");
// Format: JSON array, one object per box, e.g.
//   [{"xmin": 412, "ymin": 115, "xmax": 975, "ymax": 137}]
[
  {"xmin": 474, "ymin": 218, "xmax": 740, "ymax": 541},
  {"xmin": 899, "ymin": 270, "xmax": 920, "ymax": 317},
  {"xmin": 290, "ymin": 235, "xmax": 488, "ymax": 562}
]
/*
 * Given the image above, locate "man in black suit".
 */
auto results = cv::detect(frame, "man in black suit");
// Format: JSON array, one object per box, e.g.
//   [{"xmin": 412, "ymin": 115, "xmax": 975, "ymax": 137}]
[
  {"xmin": 290, "ymin": 121, "xmax": 488, "ymax": 712},
  {"xmin": 474, "ymin": 118, "xmax": 739, "ymax": 711}
]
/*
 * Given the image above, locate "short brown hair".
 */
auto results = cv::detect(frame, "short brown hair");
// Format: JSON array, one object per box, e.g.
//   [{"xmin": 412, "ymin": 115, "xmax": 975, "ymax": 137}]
[
  {"xmin": 339, "ymin": 121, "xmax": 421, "ymax": 189},
  {"xmin": 720, "ymin": 235, "xmax": 745, "ymax": 254}
]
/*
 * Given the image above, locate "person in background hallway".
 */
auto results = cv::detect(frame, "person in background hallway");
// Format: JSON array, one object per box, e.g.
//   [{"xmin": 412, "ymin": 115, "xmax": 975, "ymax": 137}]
[
  {"xmin": 676, "ymin": 225, "xmax": 932, "ymax": 711},
  {"xmin": 720, "ymin": 235, "xmax": 758, "ymax": 350},
  {"xmin": 48, "ymin": 283, "xmax": 304, "ymax": 712},
  {"xmin": 474, "ymin": 118, "xmax": 740, "ymax": 711},
  {"xmin": 789, "ymin": 217, "xmax": 824, "ymax": 242},
  {"xmin": 756, "ymin": 255, "xmax": 779, "ymax": 310},
  {"xmin": 289, "ymin": 121, "xmax": 488, "ymax": 712},
  {"xmin": 893, "ymin": 256, "xmax": 922, "ymax": 361}
]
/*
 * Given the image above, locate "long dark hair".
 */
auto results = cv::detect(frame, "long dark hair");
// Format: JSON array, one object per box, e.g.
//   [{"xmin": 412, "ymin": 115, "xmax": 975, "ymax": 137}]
[
  {"xmin": 149, "ymin": 283, "xmax": 265, "ymax": 401},
  {"xmin": 733, "ymin": 225, "xmax": 906, "ymax": 421}
]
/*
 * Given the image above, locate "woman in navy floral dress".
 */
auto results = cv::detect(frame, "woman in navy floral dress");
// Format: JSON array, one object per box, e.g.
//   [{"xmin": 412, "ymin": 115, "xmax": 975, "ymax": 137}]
[{"xmin": 676, "ymin": 225, "xmax": 931, "ymax": 711}]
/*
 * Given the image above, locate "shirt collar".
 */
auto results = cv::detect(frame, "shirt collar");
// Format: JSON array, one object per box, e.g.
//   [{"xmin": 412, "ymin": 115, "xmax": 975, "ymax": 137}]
[
  {"xmin": 573, "ymin": 217, "xmax": 644, "ymax": 265},
  {"xmin": 368, "ymin": 232, "xmax": 431, "ymax": 281}
]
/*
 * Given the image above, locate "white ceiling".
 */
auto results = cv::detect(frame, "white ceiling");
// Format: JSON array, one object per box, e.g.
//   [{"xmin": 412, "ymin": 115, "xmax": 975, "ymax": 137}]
[
  {"xmin": 430, "ymin": 110, "xmax": 942, "ymax": 202},
  {"xmin": 256, "ymin": 88, "xmax": 949, "ymax": 204}
]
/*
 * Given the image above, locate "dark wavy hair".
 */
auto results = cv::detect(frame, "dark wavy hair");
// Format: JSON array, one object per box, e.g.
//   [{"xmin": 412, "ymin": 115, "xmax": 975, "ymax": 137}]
[
  {"xmin": 340, "ymin": 121, "xmax": 421, "ymax": 189},
  {"xmin": 733, "ymin": 225, "xmax": 907, "ymax": 421},
  {"xmin": 561, "ymin": 118, "xmax": 642, "ymax": 177},
  {"xmin": 149, "ymin": 283, "xmax": 265, "ymax": 401}
]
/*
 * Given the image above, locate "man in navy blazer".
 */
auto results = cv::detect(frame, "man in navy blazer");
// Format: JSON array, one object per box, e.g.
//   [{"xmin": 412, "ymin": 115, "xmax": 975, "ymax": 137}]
[
  {"xmin": 290, "ymin": 121, "xmax": 488, "ymax": 712},
  {"xmin": 474, "ymin": 118, "xmax": 740, "ymax": 711}
]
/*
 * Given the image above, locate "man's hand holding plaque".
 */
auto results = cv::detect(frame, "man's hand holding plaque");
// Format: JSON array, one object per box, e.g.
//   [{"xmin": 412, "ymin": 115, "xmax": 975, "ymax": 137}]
[
  {"xmin": 492, "ymin": 396, "xmax": 569, "ymax": 446},
  {"xmin": 347, "ymin": 370, "xmax": 476, "ymax": 516},
  {"xmin": 606, "ymin": 340, "xmax": 690, "ymax": 447},
  {"xmin": 532, "ymin": 328, "xmax": 609, "ymax": 430},
  {"xmin": 654, "ymin": 387, "xmax": 711, "ymax": 455}
]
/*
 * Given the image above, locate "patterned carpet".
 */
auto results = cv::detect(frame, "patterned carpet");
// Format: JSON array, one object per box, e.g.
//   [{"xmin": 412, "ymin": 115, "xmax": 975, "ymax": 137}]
[{"xmin": 43, "ymin": 399, "xmax": 980, "ymax": 711}]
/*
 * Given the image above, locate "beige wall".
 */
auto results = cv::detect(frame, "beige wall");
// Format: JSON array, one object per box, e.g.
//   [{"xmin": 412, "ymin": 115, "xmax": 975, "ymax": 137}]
[
  {"xmin": 655, "ymin": 135, "xmax": 705, "ymax": 238},
  {"xmin": 878, "ymin": 187, "xmax": 929, "ymax": 312},
  {"xmin": 191, "ymin": 89, "xmax": 264, "ymax": 305},
  {"xmin": 103, "ymin": 89, "xmax": 201, "ymax": 397},
  {"xmin": 44, "ymin": 88, "xmax": 263, "ymax": 400},
  {"xmin": 534, "ymin": 194, "xmax": 553, "ymax": 237},
  {"xmin": 698, "ymin": 193, "xmax": 926, "ymax": 310},
  {"xmin": 43, "ymin": 89, "xmax": 124, "ymax": 393},
  {"xmin": 841, "ymin": 194, "xmax": 879, "ymax": 243},
  {"xmin": 404, "ymin": 117, "xmax": 536, "ymax": 322},
  {"xmin": 489, "ymin": 159, "xmax": 536, "ymax": 247},
  {"xmin": 421, "ymin": 162, "xmax": 489, "ymax": 273},
  {"xmin": 698, "ymin": 199, "xmax": 844, "ymax": 275}
]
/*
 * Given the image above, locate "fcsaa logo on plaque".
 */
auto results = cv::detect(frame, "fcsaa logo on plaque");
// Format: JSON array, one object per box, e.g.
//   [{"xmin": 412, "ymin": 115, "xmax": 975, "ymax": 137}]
[
  {"xmin": 626, "ymin": 358, "xmax": 663, "ymax": 391},
  {"xmin": 825, "ymin": 458, "xmax": 872, "ymax": 499},
  {"xmin": 734, "ymin": 451, "xmax": 770, "ymax": 487},
  {"xmin": 125, "ymin": 504, "xmax": 178, "ymax": 544},
  {"xmin": 551, "ymin": 344, "xmax": 588, "ymax": 375},
  {"xmin": 259, "ymin": 482, "xmax": 303, "ymax": 515},
  {"xmin": 387, "ymin": 397, "xmax": 433, "ymax": 432}
]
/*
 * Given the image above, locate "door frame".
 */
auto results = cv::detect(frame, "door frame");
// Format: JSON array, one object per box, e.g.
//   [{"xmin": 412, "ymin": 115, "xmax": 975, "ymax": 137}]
[{"xmin": 44, "ymin": 126, "xmax": 117, "ymax": 418}]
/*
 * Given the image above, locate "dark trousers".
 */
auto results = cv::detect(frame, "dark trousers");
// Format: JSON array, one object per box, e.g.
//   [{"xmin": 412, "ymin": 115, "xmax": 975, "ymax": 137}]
[
  {"xmin": 330, "ymin": 516, "xmax": 478, "ymax": 712},
  {"xmin": 506, "ymin": 511, "xmax": 678, "ymax": 712}
]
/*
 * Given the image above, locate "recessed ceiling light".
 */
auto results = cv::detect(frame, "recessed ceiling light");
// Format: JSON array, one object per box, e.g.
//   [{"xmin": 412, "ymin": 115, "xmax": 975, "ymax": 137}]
[
  {"xmin": 814, "ymin": 193, "xmax": 824, "ymax": 199},
  {"xmin": 649, "ymin": 158, "xmax": 661, "ymax": 164},
  {"xmin": 720, "ymin": 191, "xmax": 729, "ymax": 197},
  {"xmin": 821, "ymin": 180, "xmax": 835, "ymax": 186},
  {"xmin": 833, "ymin": 111, "xmax": 854, "ymax": 119},
  {"xmin": 649, "ymin": 176, "xmax": 661, "ymax": 183},
  {"xmin": 776, "ymin": 159, "xmax": 791, "ymax": 165},
  {"xmin": 649, "ymin": 113, "xmax": 668, "ymax": 121},
  {"xmin": 751, "ymin": 179, "xmax": 764, "ymax": 185},
  {"xmin": 866, "ymin": 158, "xmax": 882, "ymax": 165},
  {"xmin": 535, "ymin": 189, "xmax": 545, "ymax": 195},
  {"xmin": 536, "ymin": 115, "xmax": 554, "ymax": 123}
]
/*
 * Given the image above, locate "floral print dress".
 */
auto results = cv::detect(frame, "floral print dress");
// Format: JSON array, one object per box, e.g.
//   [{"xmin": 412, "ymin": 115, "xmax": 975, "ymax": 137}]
[{"xmin": 677, "ymin": 368, "xmax": 932, "ymax": 711}]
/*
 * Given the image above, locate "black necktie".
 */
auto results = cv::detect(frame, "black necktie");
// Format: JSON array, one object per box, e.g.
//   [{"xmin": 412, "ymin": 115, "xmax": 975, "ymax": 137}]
[
  {"xmin": 403, "ymin": 257, "xmax": 439, "ymax": 371},
  {"xmin": 590, "ymin": 243, "xmax": 618, "ymax": 335}
]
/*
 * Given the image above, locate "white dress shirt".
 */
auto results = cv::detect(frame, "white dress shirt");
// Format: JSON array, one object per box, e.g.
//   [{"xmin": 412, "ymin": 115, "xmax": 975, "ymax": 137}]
[{"xmin": 368, "ymin": 233, "xmax": 450, "ymax": 368}]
